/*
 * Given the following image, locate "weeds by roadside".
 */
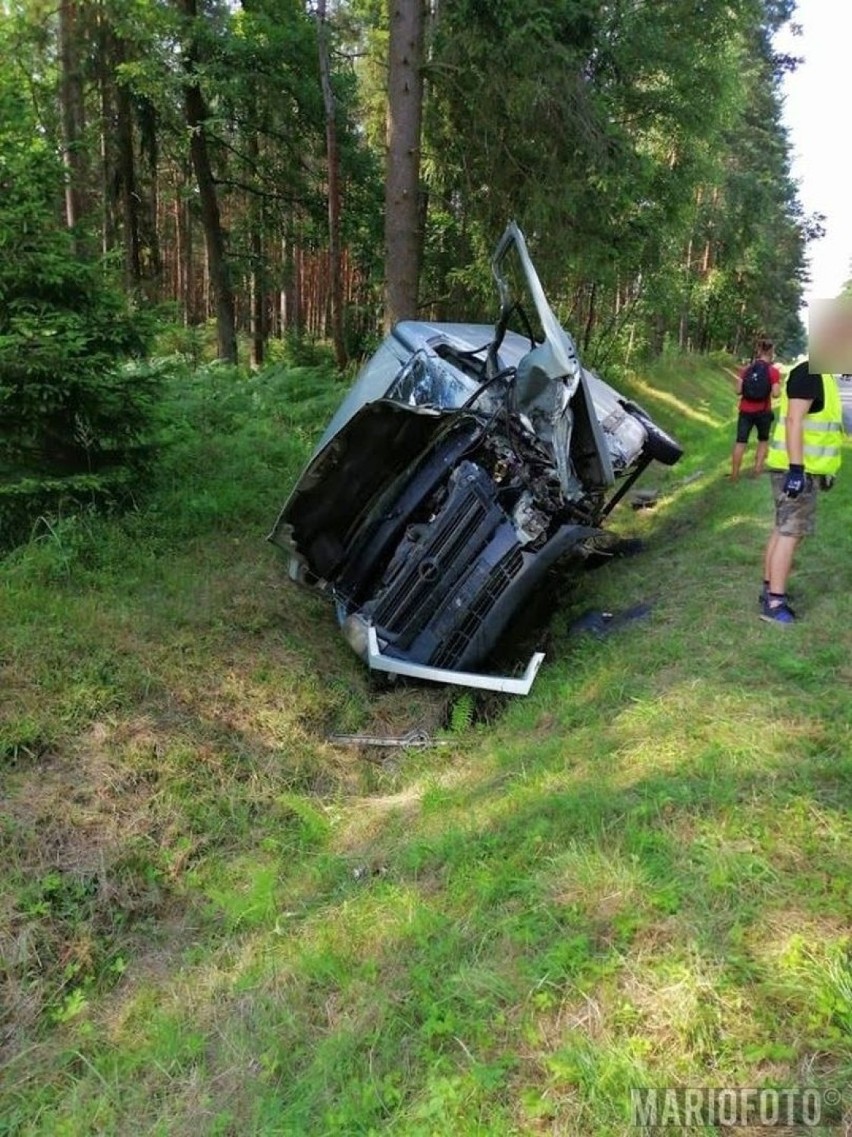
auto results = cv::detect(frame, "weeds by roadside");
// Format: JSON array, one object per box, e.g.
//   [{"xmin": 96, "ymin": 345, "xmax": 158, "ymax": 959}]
[{"xmin": 1, "ymin": 354, "xmax": 850, "ymax": 1135}]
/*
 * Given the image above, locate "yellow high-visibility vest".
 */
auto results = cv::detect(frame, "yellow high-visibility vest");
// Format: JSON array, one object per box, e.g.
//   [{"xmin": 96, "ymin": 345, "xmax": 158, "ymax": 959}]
[{"xmin": 766, "ymin": 373, "xmax": 843, "ymax": 476}]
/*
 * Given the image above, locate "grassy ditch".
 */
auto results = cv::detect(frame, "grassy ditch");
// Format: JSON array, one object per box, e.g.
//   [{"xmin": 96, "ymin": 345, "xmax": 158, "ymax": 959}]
[{"xmin": 1, "ymin": 353, "xmax": 850, "ymax": 1135}]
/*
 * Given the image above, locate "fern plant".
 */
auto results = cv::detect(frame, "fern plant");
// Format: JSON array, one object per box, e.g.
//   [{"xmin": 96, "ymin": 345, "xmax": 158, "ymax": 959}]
[{"xmin": 448, "ymin": 692, "xmax": 475, "ymax": 734}]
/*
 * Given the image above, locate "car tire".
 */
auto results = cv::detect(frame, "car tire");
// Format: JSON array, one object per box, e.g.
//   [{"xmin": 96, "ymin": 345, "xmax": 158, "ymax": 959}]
[{"xmin": 621, "ymin": 400, "xmax": 683, "ymax": 466}]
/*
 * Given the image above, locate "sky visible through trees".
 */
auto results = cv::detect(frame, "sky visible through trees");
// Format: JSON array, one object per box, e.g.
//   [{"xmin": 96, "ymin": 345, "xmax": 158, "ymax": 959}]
[
  {"xmin": 775, "ymin": 0, "xmax": 852, "ymax": 306},
  {"xmin": 0, "ymin": 0, "xmax": 817, "ymax": 368}
]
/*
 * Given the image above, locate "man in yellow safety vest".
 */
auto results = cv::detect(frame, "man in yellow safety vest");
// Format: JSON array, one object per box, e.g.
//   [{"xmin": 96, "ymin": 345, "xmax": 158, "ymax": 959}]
[{"xmin": 761, "ymin": 359, "xmax": 843, "ymax": 623}]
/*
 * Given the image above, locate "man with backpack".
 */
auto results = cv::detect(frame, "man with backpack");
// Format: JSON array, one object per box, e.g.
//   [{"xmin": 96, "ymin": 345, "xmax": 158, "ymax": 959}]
[{"xmin": 731, "ymin": 339, "xmax": 781, "ymax": 479}]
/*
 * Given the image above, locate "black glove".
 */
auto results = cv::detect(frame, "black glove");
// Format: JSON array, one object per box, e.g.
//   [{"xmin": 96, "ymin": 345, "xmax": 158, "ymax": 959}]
[{"xmin": 783, "ymin": 464, "xmax": 806, "ymax": 498}]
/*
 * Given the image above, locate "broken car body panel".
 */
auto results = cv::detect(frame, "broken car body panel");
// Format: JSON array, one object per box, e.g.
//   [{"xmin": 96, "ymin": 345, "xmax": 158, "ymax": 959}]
[{"xmin": 270, "ymin": 222, "xmax": 683, "ymax": 693}]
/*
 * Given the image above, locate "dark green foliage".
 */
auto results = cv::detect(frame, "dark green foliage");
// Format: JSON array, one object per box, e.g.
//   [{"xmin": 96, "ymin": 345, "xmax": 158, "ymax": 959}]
[
  {"xmin": 419, "ymin": 0, "xmax": 809, "ymax": 359},
  {"xmin": 0, "ymin": 89, "xmax": 160, "ymax": 550}
]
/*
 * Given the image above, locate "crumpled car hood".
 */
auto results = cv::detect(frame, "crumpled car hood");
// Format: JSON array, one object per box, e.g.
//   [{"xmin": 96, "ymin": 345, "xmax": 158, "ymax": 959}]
[{"xmin": 269, "ymin": 400, "xmax": 454, "ymax": 583}]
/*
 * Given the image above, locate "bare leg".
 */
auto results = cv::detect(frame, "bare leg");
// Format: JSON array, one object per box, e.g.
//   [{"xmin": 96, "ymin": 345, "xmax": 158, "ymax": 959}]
[
  {"xmin": 763, "ymin": 529, "xmax": 779, "ymax": 584},
  {"xmin": 731, "ymin": 441, "xmax": 747, "ymax": 480},
  {"xmin": 766, "ymin": 533, "xmax": 800, "ymax": 601},
  {"xmin": 754, "ymin": 440, "xmax": 769, "ymax": 474}
]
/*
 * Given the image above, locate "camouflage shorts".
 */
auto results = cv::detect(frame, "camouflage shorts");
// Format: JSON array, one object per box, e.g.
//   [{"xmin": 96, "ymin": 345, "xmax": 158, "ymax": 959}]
[{"xmin": 771, "ymin": 471, "xmax": 817, "ymax": 537}]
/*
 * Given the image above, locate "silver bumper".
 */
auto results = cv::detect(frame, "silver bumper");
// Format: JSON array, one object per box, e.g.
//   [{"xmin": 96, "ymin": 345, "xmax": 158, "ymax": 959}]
[{"xmin": 366, "ymin": 626, "xmax": 545, "ymax": 696}]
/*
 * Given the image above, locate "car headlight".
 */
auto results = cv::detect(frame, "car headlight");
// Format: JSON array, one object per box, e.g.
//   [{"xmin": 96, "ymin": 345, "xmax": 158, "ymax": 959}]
[{"xmin": 341, "ymin": 613, "xmax": 370, "ymax": 660}]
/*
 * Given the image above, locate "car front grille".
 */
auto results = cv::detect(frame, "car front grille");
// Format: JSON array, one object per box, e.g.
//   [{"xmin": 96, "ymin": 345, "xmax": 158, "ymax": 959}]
[
  {"xmin": 369, "ymin": 462, "xmax": 501, "ymax": 643},
  {"xmin": 430, "ymin": 546, "xmax": 524, "ymax": 670},
  {"xmin": 364, "ymin": 460, "xmax": 528, "ymax": 670}
]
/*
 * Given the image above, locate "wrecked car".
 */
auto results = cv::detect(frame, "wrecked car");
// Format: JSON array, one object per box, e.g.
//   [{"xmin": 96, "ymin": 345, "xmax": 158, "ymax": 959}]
[{"xmin": 269, "ymin": 222, "xmax": 682, "ymax": 694}]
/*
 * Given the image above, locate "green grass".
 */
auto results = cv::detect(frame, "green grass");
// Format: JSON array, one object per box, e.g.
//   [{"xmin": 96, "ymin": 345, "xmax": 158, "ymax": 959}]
[{"xmin": 1, "ymin": 353, "xmax": 850, "ymax": 1135}]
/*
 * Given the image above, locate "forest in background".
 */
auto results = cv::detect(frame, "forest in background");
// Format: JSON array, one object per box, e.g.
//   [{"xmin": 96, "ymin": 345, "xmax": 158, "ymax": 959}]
[
  {"xmin": 4, "ymin": 8, "xmax": 852, "ymax": 1128},
  {"xmin": 2, "ymin": 0, "xmax": 818, "ymax": 358},
  {"xmin": 0, "ymin": 0, "xmax": 821, "ymax": 545}
]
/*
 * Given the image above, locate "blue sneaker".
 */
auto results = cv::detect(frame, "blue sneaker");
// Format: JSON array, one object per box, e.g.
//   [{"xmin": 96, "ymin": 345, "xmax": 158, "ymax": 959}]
[
  {"xmin": 760, "ymin": 601, "xmax": 796, "ymax": 624},
  {"xmin": 759, "ymin": 585, "xmax": 796, "ymax": 615}
]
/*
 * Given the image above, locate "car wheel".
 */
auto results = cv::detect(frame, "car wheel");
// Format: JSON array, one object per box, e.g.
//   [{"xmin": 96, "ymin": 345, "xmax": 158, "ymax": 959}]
[{"xmin": 621, "ymin": 401, "xmax": 683, "ymax": 466}]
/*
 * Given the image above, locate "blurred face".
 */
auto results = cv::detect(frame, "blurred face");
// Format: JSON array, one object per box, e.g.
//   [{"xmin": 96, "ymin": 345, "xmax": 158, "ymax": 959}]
[{"xmin": 809, "ymin": 298, "xmax": 852, "ymax": 372}]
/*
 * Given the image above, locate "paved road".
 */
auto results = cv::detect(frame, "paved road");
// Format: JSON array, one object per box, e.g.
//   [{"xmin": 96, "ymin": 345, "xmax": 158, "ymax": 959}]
[{"xmin": 840, "ymin": 375, "xmax": 852, "ymax": 433}]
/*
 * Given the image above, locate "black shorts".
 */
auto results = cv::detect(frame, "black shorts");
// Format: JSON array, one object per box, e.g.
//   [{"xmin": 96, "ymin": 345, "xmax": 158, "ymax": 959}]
[{"xmin": 736, "ymin": 410, "xmax": 774, "ymax": 443}]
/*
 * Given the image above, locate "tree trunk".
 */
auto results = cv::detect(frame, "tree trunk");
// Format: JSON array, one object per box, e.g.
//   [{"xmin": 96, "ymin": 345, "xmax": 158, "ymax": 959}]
[
  {"xmin": 174, "ymin": 194, "xmax": 184, "ymax": 316},
  {"xmin": 137, "ymin": 95, "xmax": 162, "ymax": 292},
  {"xmin": 679, "ymin": 232, "xmax": 694, "ymax": 351},
  {"xmin": 248, "ymin": 128, "xmax": 265, "ymax": 367},
  {"xmin": 384, "ymin": 0, "xmax": 425, "ymax": 330},
  {"xmin": 177, "ymin": 0, "xmax": 237, "ymax": 364},
  {"xmin": 148, "ymin": 146, "xmax": 162, "ymax": 290},
  {"xmin": 97, "ymin": 51, "xmax": 114, "ymax": 258},
  {"xmin": 282, "ymin": 233, "xmax": 303, "ymax": 337},
  {"xmin": 58, "ymin": 0, "xmax": 87, "ymax": 239},
  {"xmin": 317, "ymin": 0, "xmax": 347, "ymax": 369},
  {"xmin": 240, "ymin": 0, "xmax": 265, "ymax": 366},
  {"xmin": 113, "ymin": 38, "xmax": 142, "ymax": 290},
  {"xmin": 583, "ymin": 281, "xmax": 597, "ymax": 353},
  {"xmin": 182, "ymin": 182, "xmax": 194, "ymax": 323}
]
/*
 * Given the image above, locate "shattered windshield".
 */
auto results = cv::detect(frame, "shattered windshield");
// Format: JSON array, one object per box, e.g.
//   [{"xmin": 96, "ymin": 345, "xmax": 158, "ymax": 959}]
[{"xmin": 386, "ymin": 350, "xmax": 472, "ymax": 409}]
